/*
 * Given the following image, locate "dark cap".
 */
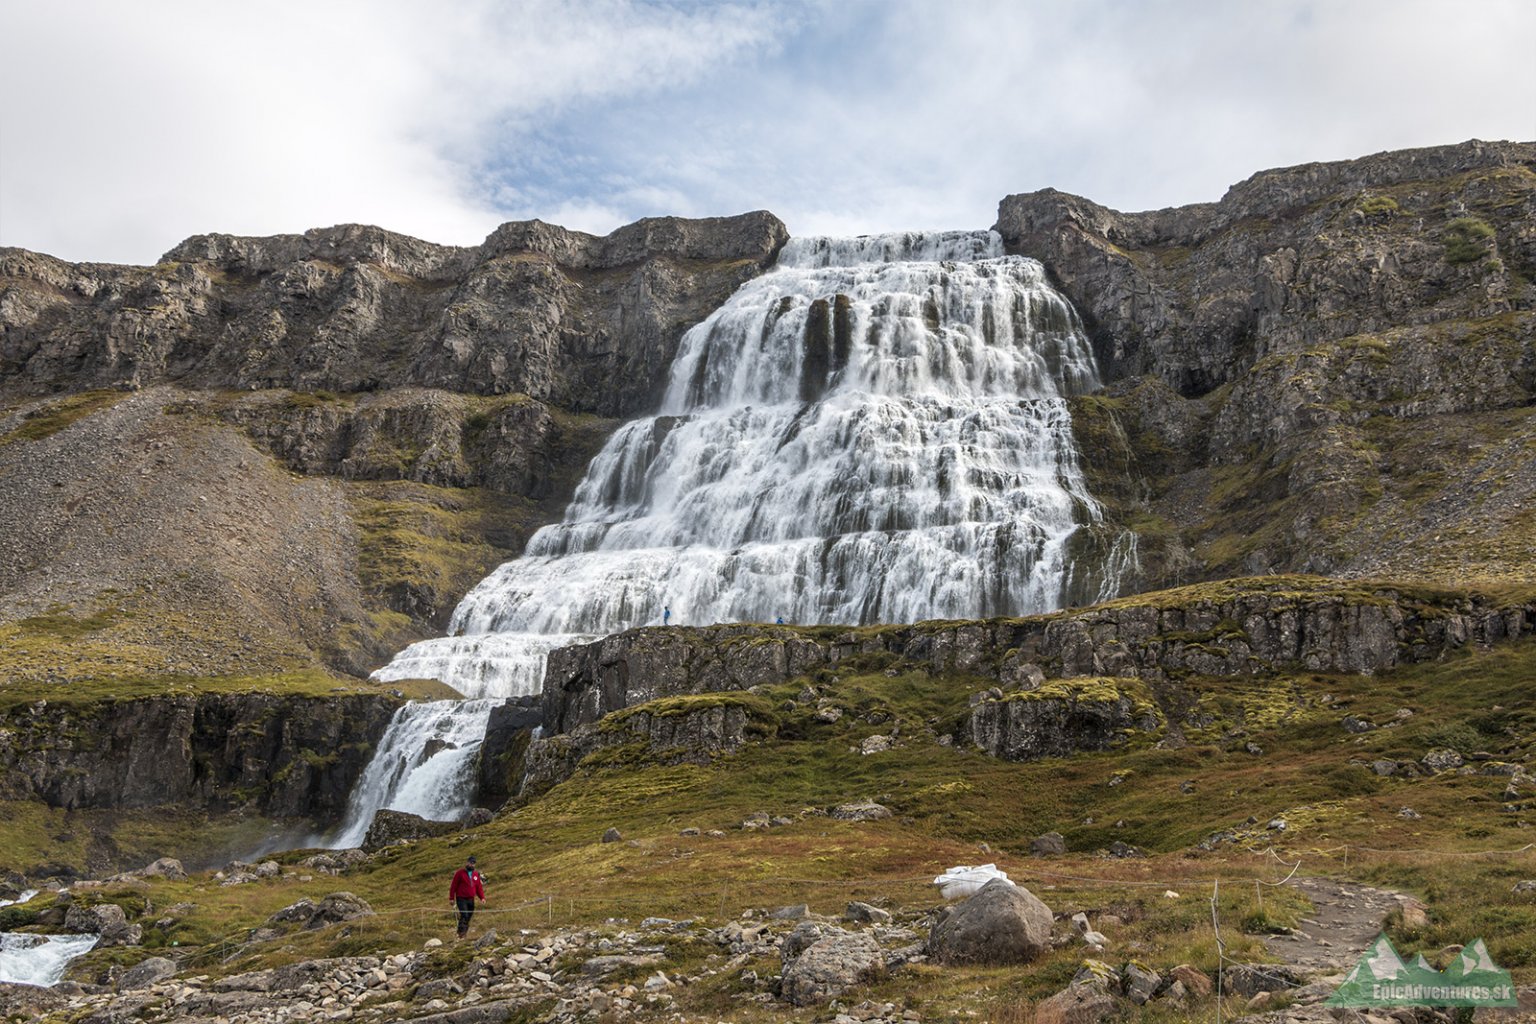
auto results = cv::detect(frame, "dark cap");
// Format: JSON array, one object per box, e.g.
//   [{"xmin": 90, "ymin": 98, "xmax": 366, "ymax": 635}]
[{"xmin": 466, "ymin": 855, "xmax": 476, "ymax": 864}]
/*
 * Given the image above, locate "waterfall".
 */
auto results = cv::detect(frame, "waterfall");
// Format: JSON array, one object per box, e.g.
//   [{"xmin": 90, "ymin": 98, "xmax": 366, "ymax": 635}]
[
  {"xmin": 332, "ymin": 229, "xmax": 1126, "ymax": 843},
  {"xmin": 0, "ymin": 933, "xmax": 98, "ymax": 987}
]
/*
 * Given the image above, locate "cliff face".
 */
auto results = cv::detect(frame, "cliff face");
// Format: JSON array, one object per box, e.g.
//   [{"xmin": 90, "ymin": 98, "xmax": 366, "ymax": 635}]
[
  {"xmin": 997, "ymin": 140, "xmax": 1535, "ymax": 396},
  {"xmin": 539, "ymin": 579, "xmax": 1532, "ymax": 736},
  {"xmin": 998, "ymin": 140, "xmax": 1536, "ymax": 586},
  {"xmin": 0, "ymin": 692, "xmax": 399, "ymax": 819},
  {"xmin": 1, "ymin": 213, "xmax": 788, "ymax": 417},
  {"xmin": 507, "ymin": 578, "xmax": 1534, "ymax": 792}
]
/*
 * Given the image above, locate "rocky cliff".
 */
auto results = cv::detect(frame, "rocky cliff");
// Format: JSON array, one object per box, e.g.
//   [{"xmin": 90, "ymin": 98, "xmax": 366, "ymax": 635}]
[
  {"xmin": 999, "ymin": 140, "xmax": 1536, "ymax": 587},
  {"xmin": 1, "ymin": 213, "xmax": 788, "ymax": 416},
  {"xmin": 0, "ymin": 691, "xmax": 399, "ymax": 818},
  {"xmin": 506, "ymin": 577, "xmax": 1534, "ymax": 792}
]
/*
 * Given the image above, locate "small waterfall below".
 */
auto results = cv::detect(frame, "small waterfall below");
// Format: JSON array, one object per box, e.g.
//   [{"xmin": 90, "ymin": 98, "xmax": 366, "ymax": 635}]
[
  {"xmin": 0, "ymin": 933, "xmax": 98, "ymax": 987},
  {"xmin": 331, "ymin": 229, "xmax": 1129, "ymax": 843}
]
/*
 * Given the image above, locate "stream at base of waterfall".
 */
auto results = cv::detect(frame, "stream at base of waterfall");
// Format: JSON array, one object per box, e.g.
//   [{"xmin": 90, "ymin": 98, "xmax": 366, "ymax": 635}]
[{"xmin": 325, "ymin": 229, "xmax": 1134, "ymax": 845}]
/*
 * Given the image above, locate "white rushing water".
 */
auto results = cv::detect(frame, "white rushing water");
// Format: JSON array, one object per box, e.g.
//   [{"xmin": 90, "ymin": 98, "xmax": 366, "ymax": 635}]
[
  {"xmin": 0, "ymin": 890, "xmax": 38, "ymax": 909},
  {"xmin": 333, "ymin": 230, "xmax": 1126, "ymax": 841},
  {"xmin": 0, "ymin": 933, "xmax": 98, "ymax": 987}
]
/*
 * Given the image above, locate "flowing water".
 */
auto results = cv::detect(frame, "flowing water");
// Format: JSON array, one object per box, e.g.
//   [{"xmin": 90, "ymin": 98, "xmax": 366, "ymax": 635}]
[
  {"xmin": 0, "ymin": 933, "xmax": 98, "ymax": 987},
  {"xmin": 330, "ymin": 229, "xmax": 1128, "ymax": 842}
]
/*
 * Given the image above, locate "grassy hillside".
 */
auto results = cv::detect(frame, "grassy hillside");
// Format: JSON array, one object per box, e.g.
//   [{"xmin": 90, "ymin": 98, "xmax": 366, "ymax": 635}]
[{"xmin": 11, "ymin": 630, "xmax": 1531, "ymax": 1021}]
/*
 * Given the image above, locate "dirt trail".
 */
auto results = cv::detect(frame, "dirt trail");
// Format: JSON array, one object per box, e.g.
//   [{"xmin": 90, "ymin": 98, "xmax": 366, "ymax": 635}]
[
  {"xmin": 1264, "ymin": 875, "xmax": 1411, "ymax": 976},
  {"xmin": 1240, "ymin": 875, "xmax": 1535, "ymax": 1022}
]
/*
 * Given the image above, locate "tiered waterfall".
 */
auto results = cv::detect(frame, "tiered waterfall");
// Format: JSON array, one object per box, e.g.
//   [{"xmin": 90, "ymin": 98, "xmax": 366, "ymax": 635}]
[{"xmin": 327, "ymin": 229, "xmax": 1128, "ymax": 846}]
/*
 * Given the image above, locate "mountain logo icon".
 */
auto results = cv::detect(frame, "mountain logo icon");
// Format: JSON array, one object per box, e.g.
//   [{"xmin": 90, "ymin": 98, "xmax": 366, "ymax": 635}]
[{"xmin": 1328, "ymin": 934, "xmax": 1517, "ymax": 1008}]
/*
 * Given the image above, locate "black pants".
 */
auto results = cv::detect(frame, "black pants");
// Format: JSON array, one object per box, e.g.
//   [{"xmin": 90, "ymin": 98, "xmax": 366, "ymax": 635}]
[{"xmin": 455, "ymin": 897, "xmax": 475, "ymax": 936}]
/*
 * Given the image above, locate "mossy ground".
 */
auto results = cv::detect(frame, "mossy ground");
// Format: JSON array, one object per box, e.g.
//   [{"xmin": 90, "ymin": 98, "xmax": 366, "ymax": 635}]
[
  {"xmin": 14, "ymin": 631, "xmax": 1532, "ymax": 1020},
  {"xmin": 0, "ymin": 389, "xmax": 127, "ymax": 444}
]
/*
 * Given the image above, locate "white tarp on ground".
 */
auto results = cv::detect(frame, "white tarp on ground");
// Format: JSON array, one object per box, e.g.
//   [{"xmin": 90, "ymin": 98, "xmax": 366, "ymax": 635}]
[{"xmin": 933, "ymin": 863, "xmax": 1014, "ymax": 900}]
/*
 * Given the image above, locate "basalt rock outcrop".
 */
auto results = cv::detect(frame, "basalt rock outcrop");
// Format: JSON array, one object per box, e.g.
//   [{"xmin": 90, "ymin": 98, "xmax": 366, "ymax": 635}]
[
  {"xmin": 1, "ymin": 213, "xmax": 788, "ymax": 417},
  {"xmin": 965, "ymin": 679, "xmax": 1162, "ymax": 762},
  {"xmin": 0, "ymin": 692, "xmax": 399, "ymax": 820},
  {"xmin": 997, "ymin": 140, "xmax": 1535, "ymax": 398},
  {"xmin": 518, "ymin": 694, "xmax": 773, "ymax": 799},
  {"xmin": 1003, "ymin": 140, "xmax": 1536, "ymax": 586},
  {"xmin": 507, "ymin": 578, "xmax": 1533, "ymax": 787},
  {"xmin": 535, "ymin": 579, "xmax": 1531, "ymax": 737},
  {"xmin": 540, "ymin": 626, "xmax": 825, "ymax": 734}
]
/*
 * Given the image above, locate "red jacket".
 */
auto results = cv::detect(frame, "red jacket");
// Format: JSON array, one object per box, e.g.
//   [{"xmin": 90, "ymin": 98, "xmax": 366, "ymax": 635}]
[{"xmin": 449, "ymin": 867, "xmax": 485, "ymax": 901}]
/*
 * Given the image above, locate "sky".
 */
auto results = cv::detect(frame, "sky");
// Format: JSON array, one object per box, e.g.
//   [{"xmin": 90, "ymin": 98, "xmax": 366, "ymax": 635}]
[{"xmin": 1, "ymin": 0, "xmax": 1533, "ymax": 265}]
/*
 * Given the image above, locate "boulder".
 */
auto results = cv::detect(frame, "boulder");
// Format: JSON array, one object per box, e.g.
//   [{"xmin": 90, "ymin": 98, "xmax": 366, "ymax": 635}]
[
  {"xmin": 1422, "ymin": 747, "xmax": 1465, "ymax": 773},
  {"xmin": 1222, "ymin": 962, "xmax": 1304, "ymax": 997},
  {"xmin": 1033, "ymin": 960, "xmax": 1120, "ymax": 1024},
  {"xmin": 601, "ymin": 827, "xmax": 623, "ymax": 843},
  {"xmin": 362, "ymin": 809, "xmax": 458, "ymax": 851},
  {"xmin": 267, "ymin": 892, "xmax": 375, "ymax": 931},
  {"xmin": 118, "ymin": 956, "xmax": 177, "ymax": 991},
  {"xmin": 845, "ymin": 901, "xmax": 891, "ymax": 925},
  {"xmin": 780, "ymin": 930, "xmax": 883, "ymax": 1006},
  {"xmin": 830, "ymin": 801, "xmax": 892, "ymax": 822},
  {"xmin": 308, "ymin": 892, "xmax": 375, "ymax": 929},
  {"xmin": 1030, "ymin": 832, "xmax": 1067, "ymax": 857},
  {"xmin": 1121, "ymin": 961, "xmax": 1160, "ymax": 1004},
  {"xmin": 63, "ymin": 903, "xmax": 142, "ymax": 946},
  {"xmin": 1168, "ymin": 964, "xmax": 1214, "ymax": 998},
  {"xmin": 461, "ymin": 807, "xmax": 495, "ymax": 827},
  {"xmin": 135, "ymin": 858, "xmax": 186, "ymax": 880},
  {"xmin": 928, "ymin": 878, "xmax": 1052, "ymax": 965},
  {"xmin": 268, "ymin": 898, "xmax": 318, "ymax": 925}
]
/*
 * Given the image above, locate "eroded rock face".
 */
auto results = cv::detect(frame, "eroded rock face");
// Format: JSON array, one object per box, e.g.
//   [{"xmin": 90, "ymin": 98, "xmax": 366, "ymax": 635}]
[
  {"xmin": 361, "ymin": 809, "xmax": 460, "ymax": 851},
  {"xmin": 1002, "ymin": 141, "xmax": 1536, "ymax": 587},
  {"xmin": 0, "ymin": 692, "xmax": 399, "ymax": 821},
  {"xmin": 996, "ymin": 141, "xmax": 1535, "ymax": 399},
  {"xmin": 540, "ymin": 625, "xmax": 825, "ymax": 734},
  {"xmin": 535, "ymin": 582, "xmax": 1531, "ymax": 738},
  {"xmin": 967, "ymin": 681, "xmax": 1160, "ymax": 761},
  {"xmin": 518, "ymin": 698, "xmax": 764, "ymax": 799},
  {"xmin": 1, "ymin": 213, "xmax": 788, "ymax": 417},
  {"xmin": 927, "ymin": 878, "xmax": 1052, "ymax": 966}
]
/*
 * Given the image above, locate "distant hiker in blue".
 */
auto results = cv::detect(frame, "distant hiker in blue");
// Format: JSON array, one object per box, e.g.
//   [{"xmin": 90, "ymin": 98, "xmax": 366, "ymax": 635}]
[
  {"xmin": 776, "ymin": 615, "xmax": 784, "ymax": 625},
  {"xmin": 663, "ymin": 607, "xmax": 671, "ymax": 625}
]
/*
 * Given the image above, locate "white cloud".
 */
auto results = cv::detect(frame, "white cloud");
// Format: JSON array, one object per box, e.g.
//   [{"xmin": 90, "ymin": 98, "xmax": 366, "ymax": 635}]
[
  {"xmin": 1, "ymin": 0, "xmax": 1532, "ymax": 263},
  {"xmin": 0, "ymin": 0, "xmax": 782, "ymax": 262}
]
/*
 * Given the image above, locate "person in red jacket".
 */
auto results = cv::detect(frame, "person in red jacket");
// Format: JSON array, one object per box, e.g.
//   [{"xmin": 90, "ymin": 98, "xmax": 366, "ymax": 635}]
[{"xmin": 449, "ymin": 855, "xmax": 486, "ymax": 938}]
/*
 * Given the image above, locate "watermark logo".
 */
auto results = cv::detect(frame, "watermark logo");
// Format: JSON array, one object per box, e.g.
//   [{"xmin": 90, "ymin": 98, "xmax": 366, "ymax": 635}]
[{"xmin": 1327, "ymin": 934, "xmax": 1517, "ymax": 1008}]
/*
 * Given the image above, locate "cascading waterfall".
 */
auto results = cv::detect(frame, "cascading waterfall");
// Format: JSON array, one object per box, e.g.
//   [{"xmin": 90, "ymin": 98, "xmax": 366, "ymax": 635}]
[
  {"xmin": 330, "ymin": 229, "xmax": 1129, "ymax": 843},
  {"xmin": 0, "ymin": 933, "xmax": 98, "ymax": 987}
]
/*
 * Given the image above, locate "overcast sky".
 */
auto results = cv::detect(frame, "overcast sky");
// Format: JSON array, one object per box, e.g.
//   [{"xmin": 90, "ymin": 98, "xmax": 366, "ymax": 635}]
[{"xmin": 2, "ymin": 0, "xmax": 1533, "ymax": 265}]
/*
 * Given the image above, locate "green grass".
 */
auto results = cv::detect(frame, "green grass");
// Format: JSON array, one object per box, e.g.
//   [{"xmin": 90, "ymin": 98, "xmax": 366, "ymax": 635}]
[
  {"xmin": 1443, "ymin": 216, "xmax": 1497, "ymax": 265},
  {"xmin": 7, "ymin": 627, "xmax": 1532, "ymax": 1016}
]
